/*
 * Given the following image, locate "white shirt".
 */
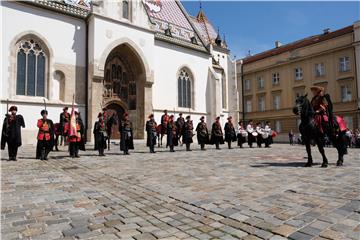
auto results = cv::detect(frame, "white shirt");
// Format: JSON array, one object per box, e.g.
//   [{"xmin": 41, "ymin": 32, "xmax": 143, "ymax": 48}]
[{"xmin": 246, "ymin": 124, "xmax": 254, "ymax": 133}]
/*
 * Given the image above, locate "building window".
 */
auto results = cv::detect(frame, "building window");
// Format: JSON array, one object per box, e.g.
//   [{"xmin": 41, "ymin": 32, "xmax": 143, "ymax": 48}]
[
  {"xmin": 16, "ymin": 39, "xmax": 47, "ymax": 97},
  {"xmin": 178, "ymin": 68, "xmax": 192, "ymax": 108},
  {"xmin": 275, "ymin": 120, "xmax": 282, "ymax": 133},
  {"xmin": 272, "ymin": 72, "xmax": 280, "ymax": 85},
  {"xmin": 123, "ymin": 0, "xmax": 129, "ymax": 20},
  {"xmin": 222, "ymin": 76, "xmax": 227, "ymax": 109},
  {"xmin": 343, "ymin": 116, "xmax": 353, "ymax": 130},
  {"xmin": 339, "ymin": 56, "xmax": 350, "ymax": 72},
  {"xmin": 258, "ymin": 95, "xmax": 265, "ymax": 112},
  {"xmin": 295, "ymin": 67, "xmax": 303, "ymax": 80},
  {"xmin": 341, "ymin": 85, "xmax": 352, "ymax": 102},
  {"xmin": 273, "ymin": 95, "xmax": 281, "ymax": 110},
  {"xmin": 257, "ymin": 76, "xmax": 264, "ymax": 89},
  {"xmin": 245, "ymin": 100, "xmax": 252, "ymax": 113},
  {"xmin": 244, "ymin": 79, "xmax": 251, "ymax": 91},
  {"xmin": 315, "ymin": 63, "xmax": 325, "ymax": 77}
]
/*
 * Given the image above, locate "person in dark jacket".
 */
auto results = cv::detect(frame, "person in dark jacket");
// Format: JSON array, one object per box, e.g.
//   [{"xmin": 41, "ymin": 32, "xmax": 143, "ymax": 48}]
[
  {"xmin": 167, "ymin": 115, "xmax": 178, "ymax": 152},
  {"xmin": 36, "ymin": 110, "xmax": 54, "ymax": 160},
  {"xmin": 195, "ymin": 116, "xmax": 209, "ymax": 150},
  {"xmin": 146, "ymin": 114, "xmax": 157, "ymax": 153},
  {"xmin": 176, "ymin": 113, "xmax": 185, "ymax": 145},
  {"xmin": 119, "ymin": 113, "xmax": 134, "ymax": 155},
  {"xmin": 182, "ymin": 115, "xmax": 194, "ymax": 151},
  {"xmin": 237, "ymin": 120, "xmax": 247, "ymax": 148},
  {"xmin": 93, "ymin": 112, "xmax": 107, "ymax": 156},
  {"xmin": 211, "ymin": 116, "xmax": 224, "ymax": 150},
  {"xmin": 1, "ymin": 106, "xmax": 25, "ymax": 161},
  {"xmin": 59, "ymin": 107, "xmax": 70, "ymax": 145},
  {"xmin": 224, "ymin": 116, "xmax": 236, "ymax": 149}
]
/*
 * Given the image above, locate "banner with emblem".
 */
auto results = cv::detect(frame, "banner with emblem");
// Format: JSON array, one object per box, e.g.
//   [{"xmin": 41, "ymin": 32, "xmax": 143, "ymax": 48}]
[{"xmin": 69, "ymin": 95, "xmax": 79, "ymax": 137}]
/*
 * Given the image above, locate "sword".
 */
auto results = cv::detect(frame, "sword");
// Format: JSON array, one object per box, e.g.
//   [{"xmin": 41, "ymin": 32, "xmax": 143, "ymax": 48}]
[{"xmin": 43, "ymin": 98, "xmax": 47, "ymax": 111}]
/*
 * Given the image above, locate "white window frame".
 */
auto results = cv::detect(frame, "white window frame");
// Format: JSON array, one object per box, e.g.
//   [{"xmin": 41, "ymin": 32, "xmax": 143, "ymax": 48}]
[
  {"xmin": 244, "ymin": 79, "xmax": 251, "ymax": 91},
  {"xmin": 258, "ymin": 95, "xmax": 265, "ymax": 112},
  {"xmin": 245, "ymin": 100, "xmax": 252, "ymax": 113},
  {"xmin": 257, "ymin": 76, "xmax": 264, "ymax": 89},
  {"xmin": 339, "ymin": 56, "xmax": 350, "ymax": 72},
  {"xmin": 273, "ymin": 95, "xmax": 281, "ymax": 110},
  {"xmin": 272, "ymin": 72, "xmax": 280, "ymax": 85},
  {"xmin": 295, "ymin": 67, "xmax": 303, "ymax": 81},
  {"xmin": 315, "ymin": 63, "xmax": 325, "ymax": 77},
  {"xmin": 340, "ymin": 85, "xmax": 352, "ymax": 102}
]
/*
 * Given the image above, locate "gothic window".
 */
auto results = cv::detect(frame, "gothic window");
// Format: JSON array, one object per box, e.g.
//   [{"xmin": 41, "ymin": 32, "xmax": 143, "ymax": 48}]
[
  {"xmin": 16, "ymin": 39, "xmax": 47, "ymax": 97},
  {"xmin": 123, "ymin": 0, "xmax": 129, "ymax": 20},
  {"xmin": 178, "ymin": 68, "xmax": 192, "ymax": 108}
]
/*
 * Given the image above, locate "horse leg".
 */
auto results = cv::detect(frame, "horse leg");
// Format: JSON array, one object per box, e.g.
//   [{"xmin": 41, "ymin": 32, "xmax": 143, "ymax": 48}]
[
  {"xmin": 108, "ymin": 137, "xmax": 110, "ymax": 151},
  {"xmin": 317, "ymin": 141, "xmax": 328, "ymax": 168},
  {"xmin": 336, "ymin": 133, "xmax": 346, "ymax": 166},
  {"xmin": 305, "ymin": 142, "xmax": 313, "ymax": 167}
]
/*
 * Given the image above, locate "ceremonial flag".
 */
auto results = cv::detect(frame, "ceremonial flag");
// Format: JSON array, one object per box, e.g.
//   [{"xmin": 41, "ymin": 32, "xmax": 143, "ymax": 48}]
[{"xmin": 69, "ymin": 95, "xmax": 79, "ymax": 137}]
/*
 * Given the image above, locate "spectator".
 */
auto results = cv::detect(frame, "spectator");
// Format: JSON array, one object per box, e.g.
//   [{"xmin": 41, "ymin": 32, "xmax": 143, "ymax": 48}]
[
  {"xmin": 289, "ymin": 130, "xmax": 294, "ymax": 145},
  {"xmin": 345, "ymin": 128, "xmax": 352, "ymax": 148}
]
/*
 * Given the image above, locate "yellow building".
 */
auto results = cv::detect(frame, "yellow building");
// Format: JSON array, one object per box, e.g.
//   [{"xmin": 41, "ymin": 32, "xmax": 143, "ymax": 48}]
[{"xmin": 237, "ymin": 23, "xmax": 360, "ymax": 141}]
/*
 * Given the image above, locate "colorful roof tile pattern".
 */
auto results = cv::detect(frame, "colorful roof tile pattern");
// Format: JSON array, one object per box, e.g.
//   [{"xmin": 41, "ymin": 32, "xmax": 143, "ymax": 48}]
[
  {"xmin": 190, "ymin": 10, "xmax": 217, "ymax": 46},
  {"xmin": 144, "ymin": 0, "xmax": 205, "ymax": 49}
]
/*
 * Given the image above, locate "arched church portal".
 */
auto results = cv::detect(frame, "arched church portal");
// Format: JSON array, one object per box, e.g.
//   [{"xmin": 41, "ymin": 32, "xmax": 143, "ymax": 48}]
[{"xmin": 102, "ymin": 43, "xmax": 146, "ymax": 138}]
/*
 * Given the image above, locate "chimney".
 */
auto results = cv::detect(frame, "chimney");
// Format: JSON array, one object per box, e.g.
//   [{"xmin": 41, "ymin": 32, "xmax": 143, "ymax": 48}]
[
  {"xmin": 275, "ymin": 41, "xmax": 282, "ymax": 48},
  {"xmin": 323, "ymin": 28, "xmax": 330, "ymax": 34}
]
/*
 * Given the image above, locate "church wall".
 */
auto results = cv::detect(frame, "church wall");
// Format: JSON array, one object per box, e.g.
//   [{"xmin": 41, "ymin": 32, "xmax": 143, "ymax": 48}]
[
  {"xmin": 1, "ymin": 2, "xmax": 86, "ymax": 144},
  {"xmin": 152, "ymin": 40, "xmax": 212, "ymax": 127}
]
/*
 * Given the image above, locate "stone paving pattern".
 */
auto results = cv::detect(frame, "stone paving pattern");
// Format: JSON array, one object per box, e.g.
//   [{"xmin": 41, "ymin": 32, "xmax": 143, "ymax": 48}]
[{"xmin": 1, "ymin": 142, "xmax": 359, "ymax": 240}]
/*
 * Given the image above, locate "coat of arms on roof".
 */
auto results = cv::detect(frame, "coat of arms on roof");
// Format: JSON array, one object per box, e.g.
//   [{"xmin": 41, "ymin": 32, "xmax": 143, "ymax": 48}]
[{"xmin": 144, "ymin": 0, "xmax": 162, "ymax": 13}]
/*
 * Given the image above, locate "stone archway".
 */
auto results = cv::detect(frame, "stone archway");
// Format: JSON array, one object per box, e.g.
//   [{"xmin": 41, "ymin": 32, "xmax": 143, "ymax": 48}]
[
  {"xmin": 101, "ymin": 43, "xmax": 147, "ymax": 138},
  {"xmin": 104, "ymin": 102, "xmax": 125, "ymax": 139}
]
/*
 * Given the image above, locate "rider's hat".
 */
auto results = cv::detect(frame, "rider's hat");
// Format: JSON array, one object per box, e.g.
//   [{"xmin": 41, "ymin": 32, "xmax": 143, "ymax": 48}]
[{"xmin": 310, "ymin": 86, "xmax": 324, "ymax": 93}]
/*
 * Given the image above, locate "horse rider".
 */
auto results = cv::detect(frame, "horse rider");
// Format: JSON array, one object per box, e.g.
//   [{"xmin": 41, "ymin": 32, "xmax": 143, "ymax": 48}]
[{"xmin": 310, "ymin": 86, "xmax": 329, "ymax": 134}]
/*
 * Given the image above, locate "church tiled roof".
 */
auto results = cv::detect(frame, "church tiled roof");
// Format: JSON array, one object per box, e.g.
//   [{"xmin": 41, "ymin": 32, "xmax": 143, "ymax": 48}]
[
  {"xmin": 190, "ymin": 10, "xmax": 217, "ymax": 46},
  {"xmin": 144, "ymin": 0, "xmax": 207, "ymax": 52}
]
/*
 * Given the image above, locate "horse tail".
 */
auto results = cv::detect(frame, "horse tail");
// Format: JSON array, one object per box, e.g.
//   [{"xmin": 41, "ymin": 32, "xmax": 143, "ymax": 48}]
[{"xmin": 324, "ymin": 94, "xmax": 335, "ymax": 136}]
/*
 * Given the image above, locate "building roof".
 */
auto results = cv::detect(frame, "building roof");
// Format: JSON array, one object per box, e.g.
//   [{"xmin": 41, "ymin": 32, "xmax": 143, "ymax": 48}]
[
  {"xmin": 26, "ymin": 0, "xmax": 91, "ymax": 18},
  {"xmin": 242, "ymin": 25, "xmax": 354, "ymax": 64},
  {"xmin": 144, "ymin": 0, "xmax": 206, "ymax": 51},
  {"xmin": 190, "ymin": 10, "xmax": 228, "ymax": 50}
]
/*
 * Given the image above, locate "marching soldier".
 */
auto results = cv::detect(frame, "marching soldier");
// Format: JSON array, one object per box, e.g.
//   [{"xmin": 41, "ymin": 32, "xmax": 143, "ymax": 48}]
[
  {"xmin": 167, "ymin": 115, "xmax": 178, "ymax": 152},
  {"xmin": 1, "ymin": 106, "xmax": 25, "ymax": 161},
  {"xmin": 211, "ymin": 116, "xmax": 224, "ymax": 150},
  {"xmin": 256, "ymin": 122, "xmax": 264, "ymax": 148},
  {"xmin": 224, "ymin": 116, "xmax": 236, "ymax": 149},
  {"xmin": 59, "ymin": 107, "xmax": 70, "ymax": 145},
  {"xmin": 119, "ymin": 113, "xmax": 134, "ymax": 155},
  {"xmin": 237, "ymin": 120, "xmax": 247, "ymax": 148},
  {"xmin": 161, "ymin": 109, "xmax": 169, "ymax": 136},
  {"xmin": 146, "ymin": 114, "xmax": 157, "ymax": 153},
  {"xmin": 195, "ymin": 116, "xmax": 209, "ymax": 150},
  {"xmin": 36, "ymin": 110, "xmax": 54, "ymax": 160},
  {"xmin": 183, "ymin": 115, "xmax": 194, "ymax": 151},
  {"xmin": 176, "ymin": 113, "xmax": 185, "ymax": 145},
  {"xmin": 246, "ymin": 120, "xmax": 256, "ymax": 148},
  {"xmin": 93, "ymin": 113, "xmax": 107, "ymax": 156},
  {"xmin": 264, "ymin": 121, "xmax": 272, "ymax": 148},
  {"xmin": 68, "ymin": 110, "xmax": 85, "ymax": 158}
]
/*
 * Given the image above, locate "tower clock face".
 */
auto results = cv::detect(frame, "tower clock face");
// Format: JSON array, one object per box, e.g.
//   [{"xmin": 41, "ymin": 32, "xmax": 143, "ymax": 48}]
[{"xmin": 144, "ymin": 0, "xmax": 162, "ymax": 13}]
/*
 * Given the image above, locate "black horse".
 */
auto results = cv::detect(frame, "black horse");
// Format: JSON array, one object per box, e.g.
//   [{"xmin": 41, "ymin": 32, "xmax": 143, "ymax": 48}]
[
  {"xmin": 106, "ymin": 113, "xmax": 118, "ymax": 150},
  {"xmin": 293, "ymin": 94, "xmax": 347, "ymax": 167}
]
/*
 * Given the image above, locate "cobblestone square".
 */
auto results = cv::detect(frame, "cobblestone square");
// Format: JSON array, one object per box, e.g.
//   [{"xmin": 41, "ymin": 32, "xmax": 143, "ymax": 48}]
[{"xmin": 1, "ymin": 143, "xmax": 359, "ymax": 240}]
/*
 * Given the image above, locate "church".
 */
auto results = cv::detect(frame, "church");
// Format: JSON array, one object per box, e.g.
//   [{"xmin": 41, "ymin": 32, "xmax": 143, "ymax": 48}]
[{"xmin": 1, "ymin": 0, "xmax": 238, "ymax": 144}]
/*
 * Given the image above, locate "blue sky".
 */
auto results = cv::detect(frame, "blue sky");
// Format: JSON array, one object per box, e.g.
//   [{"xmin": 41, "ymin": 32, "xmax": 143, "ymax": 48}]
[{"xmin": 182, "ymin": 1, "xmax": 360, "ymax": 59}]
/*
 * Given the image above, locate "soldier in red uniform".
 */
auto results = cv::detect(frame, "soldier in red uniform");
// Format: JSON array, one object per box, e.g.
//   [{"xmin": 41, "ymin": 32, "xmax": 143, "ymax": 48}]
[
  {"xmin": 119, "ymin": 113, "xmax": 134, "ymax": 155},
  {"xmin": 69, "ymin": 111, "xmax": 85, "ymax": 158},
  {"xmin": 176, "ymin": 113, "xmax": 185, "ymax": 145},
  {"xmin": 310, "ymin": 86, "xmax": 328, "ymax": 133},
  {"xmin": 1, "ymin": 106, "xmax": 25, "ymax": 161},
  {"xmin": 182, "ymin": 115, "xmax": 194, "ymax": 151},
  {"xmin": 161, "ymin": 110, "xmax": 169, "ymax": 134},
  {"xmin": 146, "ymin": 114, "xmax": 157, "ymax": 153},
  {"xmin": 36, "ymin": 110, "xmax": 54, "ymax": 160}
]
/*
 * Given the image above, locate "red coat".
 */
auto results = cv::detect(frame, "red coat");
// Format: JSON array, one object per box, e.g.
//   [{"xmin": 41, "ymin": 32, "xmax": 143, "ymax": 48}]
[{"xmin": 37, "ymin": 119, "xmax": 52, "ymax": 141}]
